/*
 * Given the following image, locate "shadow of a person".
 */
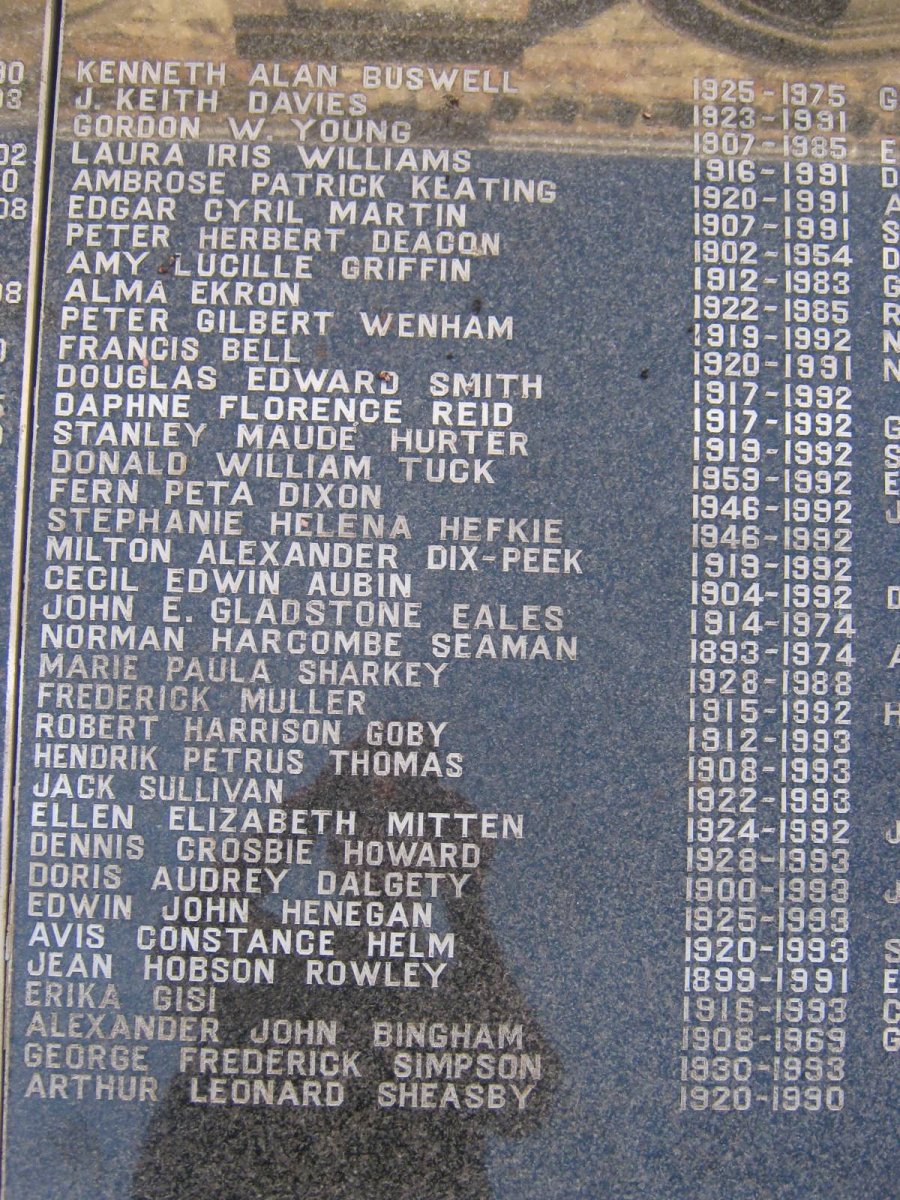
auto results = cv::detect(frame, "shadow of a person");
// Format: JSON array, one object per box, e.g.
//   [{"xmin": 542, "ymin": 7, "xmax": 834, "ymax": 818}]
[{"xmin": 132, "ymin": 733, "xmax": 559, "ymax": 1200}]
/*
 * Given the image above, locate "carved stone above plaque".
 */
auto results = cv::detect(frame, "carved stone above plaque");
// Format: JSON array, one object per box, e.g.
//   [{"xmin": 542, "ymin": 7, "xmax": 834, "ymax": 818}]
[{"xmin": 1, "ymin": 2, "xmax": 900, "ymax": 1198}]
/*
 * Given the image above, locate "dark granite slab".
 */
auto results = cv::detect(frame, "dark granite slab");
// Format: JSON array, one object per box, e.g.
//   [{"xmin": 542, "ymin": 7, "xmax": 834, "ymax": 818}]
[
  {"xmin": 2, "ymin": 2, "xmax": 900, "ymax": 1198},
  {"xmin": 0, "ymin": 0, "xmax": 54, "ymax": 1068}
]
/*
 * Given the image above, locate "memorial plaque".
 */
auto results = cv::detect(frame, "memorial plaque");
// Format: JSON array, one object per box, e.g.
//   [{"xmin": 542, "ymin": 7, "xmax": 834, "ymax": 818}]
[{"xmin": 2, "ymin": 1, "xmax": 900, "ymax": 1197}]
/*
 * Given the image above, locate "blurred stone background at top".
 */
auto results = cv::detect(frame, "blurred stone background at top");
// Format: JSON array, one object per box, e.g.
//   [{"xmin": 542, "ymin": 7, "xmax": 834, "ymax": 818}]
[{"xmin": 42, "ymin": 0, "xmax": 900, "ymax": 153}]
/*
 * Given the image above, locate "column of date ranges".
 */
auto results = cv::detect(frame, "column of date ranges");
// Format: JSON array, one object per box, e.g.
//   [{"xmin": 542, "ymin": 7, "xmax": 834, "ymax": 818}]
[
  {"xmin": 879, "ymin": 93, "xmax": 900, "ymax": 1060},
  {"xmin": 684, "ymin": 76, "xmax": 852, "ymax": 1116}
]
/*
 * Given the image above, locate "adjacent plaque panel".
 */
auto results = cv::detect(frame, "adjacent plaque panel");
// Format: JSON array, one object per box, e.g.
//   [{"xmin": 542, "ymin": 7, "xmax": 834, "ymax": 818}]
[
  {"xmin": 3, "ymin": 2, "xmax": 900, "ymax": 1198},
  {"xmin": 0, "ymin": 0, "xmax": 55, "ymax": 1045}
]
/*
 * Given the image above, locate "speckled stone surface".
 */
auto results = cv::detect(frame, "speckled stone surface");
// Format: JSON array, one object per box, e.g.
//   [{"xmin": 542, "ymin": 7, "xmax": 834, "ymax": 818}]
[
  {"xmin": 0, "ymin": 0, "xmax": 51, "ymax": 860},
  {"xmin": 2, "ymin": 2, "xmax": 900, "ymax": 1198}
]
